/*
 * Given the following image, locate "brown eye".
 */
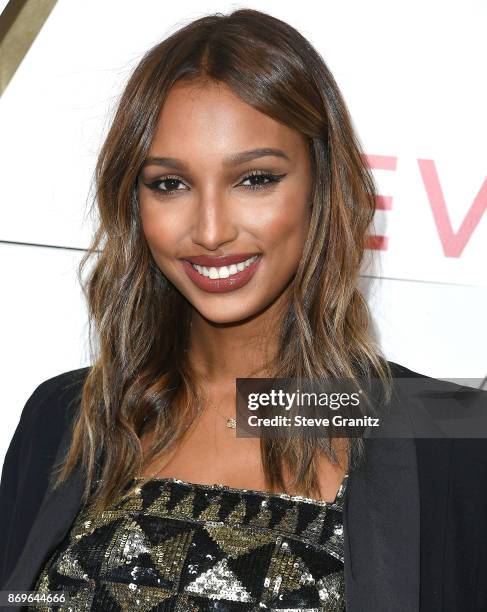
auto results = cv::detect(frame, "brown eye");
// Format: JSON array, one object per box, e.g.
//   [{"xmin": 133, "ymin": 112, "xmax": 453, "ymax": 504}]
[
  {"xmin": 145, "ymin": 176, "xmax": 188, "ymax": 196},
  {"xmin": 239, "ymin": 171, "xmax": 285, "ymax": 191}
]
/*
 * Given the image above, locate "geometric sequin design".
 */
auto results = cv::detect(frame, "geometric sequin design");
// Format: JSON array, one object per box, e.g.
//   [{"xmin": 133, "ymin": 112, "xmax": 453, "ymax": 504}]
[{"xmin": 29, "ymin": 474, "xmax": 348, "ymax": 611}]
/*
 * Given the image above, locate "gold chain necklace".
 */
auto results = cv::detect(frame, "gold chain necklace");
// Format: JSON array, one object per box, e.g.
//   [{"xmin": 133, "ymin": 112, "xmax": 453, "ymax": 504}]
[{"xmin": 207, "ymin": 399, "xmax": 236, "ymax": 429}]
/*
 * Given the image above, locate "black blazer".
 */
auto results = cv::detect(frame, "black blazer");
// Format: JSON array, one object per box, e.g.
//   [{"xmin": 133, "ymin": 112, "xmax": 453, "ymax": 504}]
[{"xmin": 1, "ymin": 362, "xmax": 487, "ymax": 611}]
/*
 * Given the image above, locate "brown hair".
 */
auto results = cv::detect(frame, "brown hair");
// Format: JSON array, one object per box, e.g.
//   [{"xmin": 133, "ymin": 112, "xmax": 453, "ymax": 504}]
[{"xmin": 53, "ymin": 8, "xmax": 392, "ymax": 512}]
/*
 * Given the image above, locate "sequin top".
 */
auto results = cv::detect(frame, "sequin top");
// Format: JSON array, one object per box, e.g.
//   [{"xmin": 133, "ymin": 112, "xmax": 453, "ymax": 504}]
[{"xmin": 30, "ymin": 474, "xmax": 348, "ymax": 611}]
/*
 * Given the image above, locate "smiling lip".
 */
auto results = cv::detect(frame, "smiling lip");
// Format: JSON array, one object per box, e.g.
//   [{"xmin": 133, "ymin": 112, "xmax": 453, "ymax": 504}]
[
  {"xmin": 183, "ymin": 253, "xmax": 260, "ymax": 267},
  {"xmin": 181, "ymin": 254, "xmax": 262, "ymax": 293}
]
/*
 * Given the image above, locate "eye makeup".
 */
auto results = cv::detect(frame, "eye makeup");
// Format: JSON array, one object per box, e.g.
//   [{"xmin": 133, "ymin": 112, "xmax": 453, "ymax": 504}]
[{"xmin": 142, "ymin": 170, "xmax": 287, "ymax": 197}]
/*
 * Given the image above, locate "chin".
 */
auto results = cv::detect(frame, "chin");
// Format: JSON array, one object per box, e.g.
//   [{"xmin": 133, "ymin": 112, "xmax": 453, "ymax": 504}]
[{"xmin": 194, "ymin": 301, "xmax": 266, "ymax": 326}]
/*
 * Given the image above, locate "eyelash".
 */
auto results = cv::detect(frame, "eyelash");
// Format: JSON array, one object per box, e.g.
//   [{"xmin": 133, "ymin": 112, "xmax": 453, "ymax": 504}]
[{"xmin": 145, "ymin": 170, "xmax": 285, "ymax": 197}]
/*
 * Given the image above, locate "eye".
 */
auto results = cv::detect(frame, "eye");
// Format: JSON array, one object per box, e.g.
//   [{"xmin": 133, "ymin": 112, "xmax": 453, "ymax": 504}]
[
  {"xmin": 238, "ymin": 171, "xmax": 286, "ymax": 191},
  {"xmin": 143, "ymin": 170, "xmax": 286, "ymax": 198},
  {"xmin": 145, "ymin": 175, "xmax": 188, "ymax": 196}
]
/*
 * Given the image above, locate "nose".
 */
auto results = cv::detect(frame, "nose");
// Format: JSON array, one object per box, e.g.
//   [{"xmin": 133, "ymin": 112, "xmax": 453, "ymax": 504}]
[{"xmin": 190, "ymin": 191, "xmax": 238, "ymax": 251}]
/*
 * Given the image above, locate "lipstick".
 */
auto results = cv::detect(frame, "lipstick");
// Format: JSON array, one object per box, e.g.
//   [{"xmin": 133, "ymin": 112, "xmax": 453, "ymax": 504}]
[{"xmin": 181, "ymin": 253, "xmax": 262, "ymax": 293}]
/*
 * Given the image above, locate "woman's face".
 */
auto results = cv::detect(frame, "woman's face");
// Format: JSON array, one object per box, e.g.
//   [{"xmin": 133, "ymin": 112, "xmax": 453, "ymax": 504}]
[{"xmin": 138, "ymin": 79, "xmax": 313, "ymax": 324}]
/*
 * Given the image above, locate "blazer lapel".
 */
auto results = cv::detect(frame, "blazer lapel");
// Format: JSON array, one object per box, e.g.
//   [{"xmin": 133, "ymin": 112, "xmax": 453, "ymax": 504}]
[
  {"xmin": 3, "ymin": 421, "xmax": 85, "ymax": 593},
  {"xmin": 343, "ymin": 374, "xmax": 455, "ymax": 612},
  {"xmin": 399, "ymin": 373, "xmax": 454, "ymax": 610},
  {"xmin": 343, "ymin": 384, "xmax": 422, "ymax": 611}
]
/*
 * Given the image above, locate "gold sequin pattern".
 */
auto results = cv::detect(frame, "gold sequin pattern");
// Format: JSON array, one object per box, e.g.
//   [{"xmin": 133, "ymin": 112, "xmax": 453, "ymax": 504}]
[{"xmin": 29, "ymin": 474, "xmax": 348, "ymax": 611}]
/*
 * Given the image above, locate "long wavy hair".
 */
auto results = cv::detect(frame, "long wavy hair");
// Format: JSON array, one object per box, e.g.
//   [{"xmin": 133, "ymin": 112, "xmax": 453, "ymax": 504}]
[{"xmin": 53, "ymin": 8, "xmax": 393, "ymax": 512}]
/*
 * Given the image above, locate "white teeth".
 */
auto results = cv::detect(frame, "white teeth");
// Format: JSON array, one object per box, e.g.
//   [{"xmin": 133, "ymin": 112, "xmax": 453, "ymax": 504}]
[
  {"xmin": 210, "ymin": 266, "xmax": 228, "ymax": 278},
  {"xmin": 191, "ymin": 255, "xmax": 258, "ymax": 279}
]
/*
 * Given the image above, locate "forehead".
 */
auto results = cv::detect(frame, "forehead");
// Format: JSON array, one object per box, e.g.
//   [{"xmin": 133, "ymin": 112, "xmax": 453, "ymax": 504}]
[{"xmin": 149, "ymin": 79, "xmax": 306, "ymax": 158}]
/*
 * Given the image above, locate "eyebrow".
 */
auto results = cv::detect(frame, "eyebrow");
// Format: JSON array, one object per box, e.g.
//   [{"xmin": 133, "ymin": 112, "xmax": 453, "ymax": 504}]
[{"xmin": 142, "ymin": 147, "xmax": 290, "ymax": 170}]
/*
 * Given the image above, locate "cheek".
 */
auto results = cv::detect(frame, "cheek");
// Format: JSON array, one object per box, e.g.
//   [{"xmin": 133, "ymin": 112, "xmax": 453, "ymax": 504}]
[
  {"xmin": 139, "ymin": 204, "xmax": 183, "ymax": 257},
  {"xmin": 253, "ymin": 198, "xmax": 310, "ymax": 256}
]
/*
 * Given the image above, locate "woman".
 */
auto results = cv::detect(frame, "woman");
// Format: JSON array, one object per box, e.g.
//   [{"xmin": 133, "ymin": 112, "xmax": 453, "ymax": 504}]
[{"xmin": 1, "ymin": 8, "xmax": 486, "ymax": 611}]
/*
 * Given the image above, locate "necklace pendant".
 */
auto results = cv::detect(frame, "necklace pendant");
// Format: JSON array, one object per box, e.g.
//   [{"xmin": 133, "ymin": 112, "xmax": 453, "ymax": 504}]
[{"xmin": 226, "ymin": 418, "xmax": 237, "ymax": 429}]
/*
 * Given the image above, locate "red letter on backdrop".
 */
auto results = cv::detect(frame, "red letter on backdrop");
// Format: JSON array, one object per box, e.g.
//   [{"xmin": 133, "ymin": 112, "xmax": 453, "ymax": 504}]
[
  {"xmin": 418, "ymin": 159, "xmax": 487, "ymax": 257},
  {"xmin": 364, "ymin": 154, "xmax": 397, "ymax": 250}
]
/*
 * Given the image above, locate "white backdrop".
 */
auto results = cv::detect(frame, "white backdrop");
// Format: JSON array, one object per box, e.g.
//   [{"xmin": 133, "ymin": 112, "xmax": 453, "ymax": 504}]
[{"xmin": 1, "ymin": 0, "xmax": 486, "ymax": 469}]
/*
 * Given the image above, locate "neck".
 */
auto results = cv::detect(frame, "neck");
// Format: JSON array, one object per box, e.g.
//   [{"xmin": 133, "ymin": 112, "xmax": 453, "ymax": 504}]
[{"xmin": 187, "ymin": 291, "xmax": 290, "ymax": 386}]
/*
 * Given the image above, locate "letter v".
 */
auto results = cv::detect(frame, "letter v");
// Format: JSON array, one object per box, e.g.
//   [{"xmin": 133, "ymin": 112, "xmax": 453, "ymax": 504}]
[{"xmin": 418, "ymin": 159, "xmax": 487, "ymax": 257}]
